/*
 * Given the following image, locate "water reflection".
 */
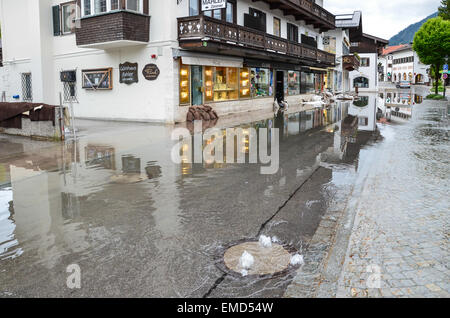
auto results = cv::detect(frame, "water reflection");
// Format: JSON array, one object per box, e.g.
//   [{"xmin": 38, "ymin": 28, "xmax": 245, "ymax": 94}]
[{"xmin": 0, "ymin": 97, "xmax": 383, "ymax": 297}]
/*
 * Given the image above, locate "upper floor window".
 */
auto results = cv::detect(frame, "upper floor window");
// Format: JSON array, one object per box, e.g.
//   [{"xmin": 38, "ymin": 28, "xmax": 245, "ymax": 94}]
[
  {"xmin": 287, "ymin": 23, "xmax": 298, "ymax": 43},
  {"xmin": 190, "ymin": 0, "xmax": 236, "ymax": 23},
  {"xmin": 82, "ymin": 0, "xmax": 142, "ymax": 16},
  {"xmin": 360, "ymin": 58, "xmax": 370, "ymax": 67},
  {"xmin": 52, "ymin": 1, "xmax": 76, "ymax": 36},
  {"xmin": 273, "ymin": 17, "xmax": 281, "ymax": 37}
]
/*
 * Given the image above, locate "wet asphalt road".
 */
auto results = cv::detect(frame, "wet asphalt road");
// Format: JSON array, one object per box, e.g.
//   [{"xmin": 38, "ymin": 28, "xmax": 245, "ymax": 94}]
[{"xmin": 0, "ymin": 87, "xmax": 444, "ymax": 298}]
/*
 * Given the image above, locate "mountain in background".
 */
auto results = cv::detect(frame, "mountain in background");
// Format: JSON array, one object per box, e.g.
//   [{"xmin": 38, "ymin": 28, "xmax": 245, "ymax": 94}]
[{"xmin": 389, "ymin": 12, "xmax": 438, "ymax": 46}]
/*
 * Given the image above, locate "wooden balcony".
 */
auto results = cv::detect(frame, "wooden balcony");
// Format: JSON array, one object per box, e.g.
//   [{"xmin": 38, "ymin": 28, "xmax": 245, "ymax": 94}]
[
  {"xmin": 342, "ymin": 54, "xmax": 360, "ymax": 71},
  {"xmin": 257, "ymin": 0, "xmax": 335, "ymax": 32},
  {"xmin": 178, "ymin": 16, "xmax": 335, "ymax": 66},
  {"xmin": 76, "ymin": 11, "xmax": 150, "ymax": 49}
]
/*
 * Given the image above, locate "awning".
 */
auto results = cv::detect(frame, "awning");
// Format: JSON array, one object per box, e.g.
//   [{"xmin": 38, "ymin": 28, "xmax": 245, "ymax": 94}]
[
  {"xmin": 309, "ymin": 67, "xmax": 328, "ymax": 73},
  {"xmin": 174, "ymin": 50, "xmax": 244, "ymax": 68}
]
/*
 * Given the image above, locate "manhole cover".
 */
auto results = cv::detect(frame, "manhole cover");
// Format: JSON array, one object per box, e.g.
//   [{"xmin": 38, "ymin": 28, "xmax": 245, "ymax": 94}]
[{"xmin": 223, "ymin": 242, "xmax": 292, "ymax": 276}]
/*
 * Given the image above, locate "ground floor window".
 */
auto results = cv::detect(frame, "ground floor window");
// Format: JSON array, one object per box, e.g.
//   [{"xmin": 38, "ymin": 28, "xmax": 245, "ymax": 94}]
[
  {"xmin": 179, "ymin": 64, "xmax": 320, "ymax": 106},
  {"xmin": 212, "ymin": 67, "xmax": 239, "ymax": 102},
  {"xmin": 301, "ymin": 72, "xmax": 315, "ymax": 94},
  {"xmin": 353, "ymin": 76, "xmax": 369, "ymax": 88},
  {"xmin": 63, "ymin": 82, "xmax": 78, "ymax": 103},
  {"xmin": 21, "ymin": 73, "xmax": 32, "ymax": 102},
  {"xmin": 287, "ymin": 71, "xmax": 300, "ymax": 96},
  {"xmin": 251, "ymin": 68, "xmax": 271, "ymax": 98}
]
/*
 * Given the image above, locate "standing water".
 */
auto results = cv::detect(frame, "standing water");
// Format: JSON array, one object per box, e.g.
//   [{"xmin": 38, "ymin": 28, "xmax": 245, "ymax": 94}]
[{"xmin": 0, "ymin": 87, "xmax": 445, "ymax": 297}]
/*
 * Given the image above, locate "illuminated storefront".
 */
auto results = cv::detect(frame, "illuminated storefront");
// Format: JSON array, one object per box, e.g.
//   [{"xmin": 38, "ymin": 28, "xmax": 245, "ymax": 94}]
[{"xmin": 179, "ymin": 62, "xmax": 323, "ymax": 106}]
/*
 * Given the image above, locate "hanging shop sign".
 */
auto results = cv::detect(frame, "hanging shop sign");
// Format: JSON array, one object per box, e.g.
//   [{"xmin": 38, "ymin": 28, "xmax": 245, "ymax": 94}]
[
  {"xmin": 202, "ymin": 0, "xmax": 227, "ymax": 11},
  {"xmin": 142, "ymin": 64, "xmax": 160, "ymax": 81},
  {"xmin": 119, "ymin": 62, "xmax": 138, "ymax": 84},
  {"xmin": 82, "ymin": 68, "xmax": 113, "ymax": 90}
]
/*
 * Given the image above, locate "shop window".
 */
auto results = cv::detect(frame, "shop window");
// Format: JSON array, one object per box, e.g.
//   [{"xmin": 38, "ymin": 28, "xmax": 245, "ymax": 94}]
[
  {"xmin": 240, "ymin": 68, "xmax": 251, "ymax": 99},
  {"xmin": 301, "ymin": 72, "xmax": 315, "ymax": 94},
  {"xmin": 180, "ymin": 64, "xmax": 190, "ymax": 105},
  {"xmin": 287, "ymin": 71, "xmax": 300, "ymax": 96},
  {"xmin": 251, "ymin": 68, "xmax": 271, "ymax": 98},
  {"xmin": 273, "ymin": 17, "xmax": 281, "ymax": 37},
  {"xmin": 21, "ymin": 73, "xmax": 32, "ymax": 102},
  {"xmin": 213, "ymin": 67, "xmax": 238, "ymax": 101}
]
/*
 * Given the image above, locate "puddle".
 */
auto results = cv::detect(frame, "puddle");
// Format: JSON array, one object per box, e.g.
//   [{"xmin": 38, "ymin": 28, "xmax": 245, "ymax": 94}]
[{"xmin": 0, "ymin": 88, "xmax": 441, "ymax": 297}]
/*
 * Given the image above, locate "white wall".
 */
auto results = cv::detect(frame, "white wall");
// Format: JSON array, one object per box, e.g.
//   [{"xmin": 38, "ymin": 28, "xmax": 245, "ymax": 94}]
[
  {"xmin": 0, "ymin": 0, "xmax": 332, "ymax": 123},
  {"xmin": 349, "ymin": 53, "xmax": 378, "ymax": 92}
]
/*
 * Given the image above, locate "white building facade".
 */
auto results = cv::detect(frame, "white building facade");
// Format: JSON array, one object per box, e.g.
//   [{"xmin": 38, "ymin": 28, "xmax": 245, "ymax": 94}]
[
  {"xmin": 0, "ymin": 0, "xmax": 337, "ymax": 123},
  {"xmin": 348, "ymin": 33, "xmax": 388, "ymax": 93},
  {"xmin": 379, "ymin": 45, "xmax": 430, "ymax": 85}
]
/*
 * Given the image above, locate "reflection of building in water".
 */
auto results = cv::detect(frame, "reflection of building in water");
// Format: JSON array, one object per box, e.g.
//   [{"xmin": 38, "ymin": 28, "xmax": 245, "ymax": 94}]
[
  {"xmin": 349, "ymin": 94, "xmax": 378, "ymax": 132},
  {"xmin": 321, "ymin": 102, "xmax": 380, "ymax": 167},
  {"xmin": 0, "ymin": 125, "xmax": 180, "ymax": 262}
]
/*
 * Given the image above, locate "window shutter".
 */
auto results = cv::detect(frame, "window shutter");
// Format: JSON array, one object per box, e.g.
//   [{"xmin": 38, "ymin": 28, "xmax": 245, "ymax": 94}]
[
  {"xmin": 52, "ymin": 5, "xmax": 61, "ymax": 36},
  {"xmin": 143, "ymin": 0, "xmax": 149, "ymax": 15}
]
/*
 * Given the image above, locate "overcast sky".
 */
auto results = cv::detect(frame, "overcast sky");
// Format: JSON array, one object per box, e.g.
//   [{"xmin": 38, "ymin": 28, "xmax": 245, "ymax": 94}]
[{"xmin": 325, "ymin": 0, "xmax": 441, "ymax": 40}]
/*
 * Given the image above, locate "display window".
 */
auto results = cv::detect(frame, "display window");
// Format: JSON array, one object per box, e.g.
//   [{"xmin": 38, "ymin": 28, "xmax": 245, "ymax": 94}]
[
  {"xmin": 179, "ymin": 64, "xmax": 190, "ymax": 105},
  {"xmin": 288, "ymin": 71, "xmax": 300, "ymax": 96},
  {"xmin": 213, "ymin": 67, "xmax": 239, "ymax": 101},
  {"xmin": 250, "ymin": 68, "xmax": 271, "ymax": 98},
  {"xmin": 240, "ymin": 68, "xmax": 251, "ymax": 99}
]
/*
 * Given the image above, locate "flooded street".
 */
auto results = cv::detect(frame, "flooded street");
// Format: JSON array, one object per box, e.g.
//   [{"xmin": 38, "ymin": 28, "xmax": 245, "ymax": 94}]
[{"xmin": 0, "ymin": 87, "xmax": 448, "ymax": 298}]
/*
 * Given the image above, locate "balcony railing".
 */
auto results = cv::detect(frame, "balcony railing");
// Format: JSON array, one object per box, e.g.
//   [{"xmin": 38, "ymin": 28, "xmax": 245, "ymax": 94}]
[
  {"xmin": 178, "ymin": 16, "xmax": 335, "ymax": 65},
  {"xmin": 342, "ymin": 54, "xmax": 360, "ymax": 71}
]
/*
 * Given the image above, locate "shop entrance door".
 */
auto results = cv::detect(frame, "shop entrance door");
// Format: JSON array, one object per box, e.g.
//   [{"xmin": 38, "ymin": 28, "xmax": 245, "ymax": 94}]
[
  {"xmin": 275, "ymin": 71, "xmax": 285, "ymax": 103},
  {"xmin": 191, "ymin": 66, "xmax": 203, "ymax": 105}
]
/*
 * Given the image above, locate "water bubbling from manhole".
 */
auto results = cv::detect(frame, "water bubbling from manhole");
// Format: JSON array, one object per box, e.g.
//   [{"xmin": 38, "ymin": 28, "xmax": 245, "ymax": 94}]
[{"xmin": 223, "ymin": 242, "xmax": 292, "ymax": 276}]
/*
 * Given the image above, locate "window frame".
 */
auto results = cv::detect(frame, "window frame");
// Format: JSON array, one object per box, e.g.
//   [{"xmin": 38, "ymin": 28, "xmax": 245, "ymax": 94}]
[
  {"xmin": 189, "ymin": 0, "xmax": 237, "ymax": 24},
  {"xmin": 81, "ymin": 0, "xmax": 144, "ymax": 17},
  {"xmin": 60, "ymin": 1, "xmax": 77, "ymax": 35},
  {"xmin": 287, "ymin": 23, "xmax": 299, "ymax": 43},
  {"xmin": 21, "ymin": 73, "xmax": 33, "ymax": 102},
  {"xmin": 273, "ymin": 17, "xmax": 281, "ymax": 37}
]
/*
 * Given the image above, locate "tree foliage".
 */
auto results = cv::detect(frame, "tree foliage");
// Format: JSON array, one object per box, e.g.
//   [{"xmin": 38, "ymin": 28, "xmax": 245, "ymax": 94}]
[
  {"xmin": 413, "ymin": 17, "xmax": 450, "ymax": 94},
  {"xmin": 439, "ymin": 0, "xmax": 450, "ymax": 20}
]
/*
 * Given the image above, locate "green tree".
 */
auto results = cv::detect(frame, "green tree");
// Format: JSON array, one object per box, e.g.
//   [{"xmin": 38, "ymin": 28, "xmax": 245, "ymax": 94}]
[
  {"xmin": 439, "ymin": 0, "xmax": 450, "ymax": 20},
  {"xmin": 413, "ymin": 17, "xmax": 450, "ymax": 94}
]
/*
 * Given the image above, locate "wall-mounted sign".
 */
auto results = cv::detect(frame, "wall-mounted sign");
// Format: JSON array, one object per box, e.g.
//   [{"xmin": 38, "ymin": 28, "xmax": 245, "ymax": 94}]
[
  {"xmin": 202, "ymin": 0, "xmax": 227, "ymax": 11},
  {"xmin": 142, "ymin": 64, "xmax": 160, "ymax": 81},
  {"xmin": 60, "ymin": 70, "xmax": 76, "ymax": 83},
  {"xmin": 119, "ymin": 62, "xmax": 138, "ymax": 85},
  {"xmin": 82, "ymin": 68, "xmax": 113, "ymax": 90}
]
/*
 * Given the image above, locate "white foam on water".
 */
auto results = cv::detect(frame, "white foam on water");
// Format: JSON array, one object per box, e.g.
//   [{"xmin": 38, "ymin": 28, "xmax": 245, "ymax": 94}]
[
  {"xmin": 258, "ymin": 235, "xmax": 272, "ymax": 248},
  {"xmin": 239, "ymin": 251, "xmax": 254, "ymax": 270},
  {"xmin": 290, "ymin": 254, "xmax": 304, "ymax": 266}
]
